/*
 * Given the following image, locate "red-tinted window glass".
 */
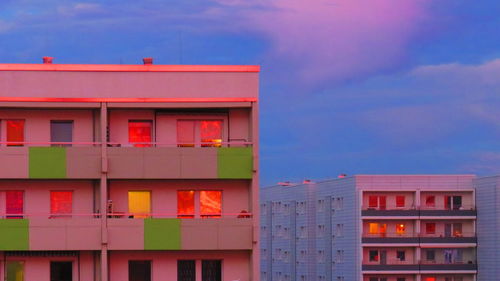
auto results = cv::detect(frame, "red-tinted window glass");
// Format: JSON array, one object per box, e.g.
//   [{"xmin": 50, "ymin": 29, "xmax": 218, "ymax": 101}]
[
  {"xmin": 50, "ymin": 191, "xmax": 72, "ymax": 217},
  {"xmin": 379, "ymin": 196, "xmax": 386, "ymax": 210},
  {"xmin": 396, "ymin": 196, "xmax": 405, "ymax": 208},
  {"xmin": 177, "ymin": 121, "xmax": 195, "ymax": 147},
  {"xmin": 6, "ymin": 191, "xmax": 23, "ymax": 218},
  {"xmin": 444, "ymin": 196, "xmax": 451, "ymax": 210},
  {"xmin": 368, "ymin": 196, "xmax": 378, "ymax": 208},
  {"xmin": 426, "ymin": 223, "xmax": 436, "ymax": 234},
  {"xmin": 426, "ymin": 196, "xmax": 435, "ymax": 207},
  {"xmin": 6, "ymin": 120, "xmax": 25, "ymax": 146},
  {"xmin": 177, "ymin": 191, "xmax": 195, "ymax": 218},
  {"xmin": 200, "ymin": 120, "xmax": 222, "ymax": 147},
  {"xmin": 128, "ymin": 121, "xmax": 152, "ymax": 147},
  {"xmin": 200, "ymin": 191, "xmax": 222, "ymax": 218}
]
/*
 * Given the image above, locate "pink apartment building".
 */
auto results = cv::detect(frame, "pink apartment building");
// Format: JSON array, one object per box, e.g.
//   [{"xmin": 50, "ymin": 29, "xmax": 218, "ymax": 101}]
[{"xmin": 0, "ymin": 59, "xmax": 260, "ymax": 281}]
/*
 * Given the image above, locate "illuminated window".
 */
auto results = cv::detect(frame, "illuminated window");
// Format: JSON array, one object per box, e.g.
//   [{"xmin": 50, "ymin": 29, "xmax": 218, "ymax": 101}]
[
  {"xmin": 369, "ymin": 250, "xmax": 379, "ymax": 262},
  {"xmin": 425, "ymin": 278, "xmax": 436, "ymax": 281},
  {"xmin": 50, "ymin": 191, "xmax": 72, "ymax": 218},
  {"xmin": 177, "ymin": 191, "xmax": 195, "ymax": 218},
  {"xmin": 368, "ymin": 223, "xmax": 379, "ymax": 234},
  {"xmin": 6, "ymin": 120, "xmax": 25, "ymax": 146},
  {"xmin": 176, "ymin": 120, "xmax": 224, "ymax": 147},
  {"xmin": 425, "ymin": 196, "xmax": 435, "ymax": 207},
  {"xmin": 128, "ymin": 120, "xmax": 152, "ymax": 147},
  {"xmin": 426, "ymin": 223, "xmax": 436, "ymax": 234},
  {"xmin": 396, "ymin": 196, "xmax": 405, "ymax": 208},
  {"xmin": 200, "ymin": 191, "xmax": 222, "ymax": 218},
  {"xmin": 177, "ymin": 121, "xmax": 195, "ymax": 147},
  {"xmin": 453, "ymin": 223, "xmax": 463, "ymax": 237},
  {"xmin": 50, "ymin": 121, "xmax": 73, "ymax": 146},
  {"xmin": 128, "ymin": 191, "xmax": 151, "ymax": 218},
  {"xmin": 200, "ymin": 120, "xmax": 222, "ymax": 147},
  {"xmin": 6, "ymin": 261, "xmax": 24, "ymax": 281},
  {"xmin": 6, "ymin": 191, "xmax": 24, "ymax": 219},
  {"xmin": 396, "ymin": 223, "xmax": 406, "ymax": 235}
]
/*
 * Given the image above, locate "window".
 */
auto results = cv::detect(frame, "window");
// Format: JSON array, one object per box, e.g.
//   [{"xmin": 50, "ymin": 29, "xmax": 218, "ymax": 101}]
[
  {"xmin": 128, "ymin": 120, "xmax": 152, "ymax": 147},
  {"xmin": 396, "ymin": 196, "xmax": 405, "ymax": 208},
  {"xmin": 178, "ymin": 260, "xmax": 195, "ymax": 281},
  {"xmin": 129, "ymin": 261, "xmax": 151, "ymax": 281},
  {"xmin": 368, "ymin": 196, "xmax": 386, "ymax": 209},
  {"xmin": 335, "ymin": 224, "xmax": 344, "ymax": 237},
  {"xmin": 369, "ymin": 250, "xmax": 379, "ymax": 262},
  {"xmin": 396, "ymin": 250, "xmax": 405, "ymax": 261},
  {"xmin": 128, "ymin": 191, "xmax": 151, "ymax": 218},
  {"xmin": 177, "ymin": 191, "xmax": 195, "ymax": 218},
  {"xmin": 50, "ymin": 261, "xmax": 72, "ymax": 281},
  {"xmin": 368, "ymin": 223, "xmax": 379, "ymax": 234},
  {"xmin": 425, "ymin": 196, "xmax": 435, "ymax": 207},
  {"xmin": 425, "ymin": 278, "xmax": 436, "ymax": 281},
  {"xmin": 397, "ymin": 278, "xmax": 406, "ymax": 281},
  {"xmin": 6, "ymin": 120, "xmax": 25, "ymax": 146},
  {"xmin": 445, "ymin": 196, "xmax": 462, "ymax": 210},
  {"xmin": 396, "ymin": 223, "xmax": 406, "ymax": 235},
  {"xmin": 453, "ymin": 223, "xmax": 463, "ymax": 237},
  {"xmin": 426, "ymin": 223, "xmax": 436, "ymax": 234},
  {"xmin": 6, "ymin": 261, "xmax": 24, "ymax": 281},
  {"xmin": 200, "ymin": 191, "xmax": 222, "ymax": 218},
  {"xmin": 202, "ymin": 260, "xmax": 222, "ymax": 281},
  {"xmin": 426, "ymin": 250, "xmax": 435, "ymax": 261},
  {"xmin": 177, "ymin": 120, "xmax": 223, "ymax": 147},
  {"xmin": 50, "ymin": 191, "xmax": 73, "ymax": 218},
  {"xmin": 50, "ymin": 121, "xmax": 73, "ymax": 146},
  {"xmin": 6, "ymin": 191, "xmax": 24, "ymax": 219}
]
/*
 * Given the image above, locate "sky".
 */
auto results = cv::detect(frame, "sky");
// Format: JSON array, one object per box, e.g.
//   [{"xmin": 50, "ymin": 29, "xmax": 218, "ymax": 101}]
[{"xmin": 1, "ymin": 0, "xmax": 500, "ymax": 186}]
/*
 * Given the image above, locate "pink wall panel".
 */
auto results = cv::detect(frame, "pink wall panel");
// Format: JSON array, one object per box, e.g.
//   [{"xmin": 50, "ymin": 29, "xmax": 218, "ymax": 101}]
[
  {"xmin": 107, "ymin": 219, "xmax": 144, "ymax": 250},
  {"xmin": 0, "ymin": 147, "xmax": 28, "ymax": 178}
]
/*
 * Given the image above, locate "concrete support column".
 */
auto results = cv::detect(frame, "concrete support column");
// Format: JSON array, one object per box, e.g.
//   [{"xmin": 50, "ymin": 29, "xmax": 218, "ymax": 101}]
[
  {"xmin": 100, "ymin": 102, "xmax": 109, "ymax": 281},
  {"xmin": 250, "ymin": 101, "xmax": 260, "ymax": 281}
]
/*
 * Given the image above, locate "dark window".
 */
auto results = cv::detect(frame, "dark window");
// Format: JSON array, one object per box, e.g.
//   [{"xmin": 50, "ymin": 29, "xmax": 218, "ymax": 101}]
[
  {"xmin": 6, "ymin": 261, "xmax": 24, "ymax": 281},
  {"xmin": 50, "ymin": 121, "xmax": 73, "ymax": 146},
  {"xmin": 369, "ymin": 250, "xmax": 379, "ymax": 262},
  {"xmin": 50, "ymin": 261, "xmax": 72, "ymax": 281},
  {"xmin": 202, "ymin": 260, "xmax": 221, "ymax": 281},
  {"xmin": 396, "ymin": 251, "xmax": 405, "ymax": 261},
  {"xmin": 369, "ymin": 278, "xmax": 378, "ymax": 281},
  {"xmin": 129, "ymin": 260, "xmax": 151, "ymax": 281},
  {"xmin": 178, "ymin": 260, "xmax": 196, "ymax": 281},
  {"xmin": 397, "ymin": 278, "xmax": 406, "ymax": 281},
  {"xmin": 426, "ymin": 250, "xmax": 435, "ymax": 261}
]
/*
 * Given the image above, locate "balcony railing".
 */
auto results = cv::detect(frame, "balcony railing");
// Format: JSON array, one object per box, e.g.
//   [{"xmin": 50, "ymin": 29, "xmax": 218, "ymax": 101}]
[
  {"xmin": 362, "ymin": 205, "xmax": 476, "ymax": 217},
  {"xmin": 107, "ymin": 212, "xmax": 253, "ymax": 219},
  {"xmin": 0, "ymin": 213, "xmax": 101, "ymax": 219},
  {"xmin": 362, "ymin": 261, "xmax": 477, "ymax": 271},
  {"xmin": 362, "ymin": 231, "xmax": 477, "ymax": 244},
  {"xmin": 419, "ymin": 232, "xmax": 477, "ymax": 243},
  {"xmin": 107, "ymin": 141, "xmax": 253, "ymax": 148},
  {"xmin": 0, "ymin": 141, "xmax": 102, "ymax": 147}
]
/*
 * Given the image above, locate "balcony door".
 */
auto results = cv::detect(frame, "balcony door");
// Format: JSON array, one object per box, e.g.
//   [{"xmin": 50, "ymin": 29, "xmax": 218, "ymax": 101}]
[
  {"xmin": 50, "ymin": 261, "xmax": 72, "ymax": 281},
  {"xmin": 128, "ymin": 191, "xmax": 151, "ymax": 218},
  {"xmin": 6, "ymin": 261, "xmax": 24, "ymax": 281},
  {"xmin": 129, "ymin": 261, "xmax": 151, "ymax": 281},
  {"xmin": 50, "ymin": 121, "xmax": 73, "ymax": 146},
  {"xmin": 178, "ymin": 260, "xmax": 196, "ymax": 281}
]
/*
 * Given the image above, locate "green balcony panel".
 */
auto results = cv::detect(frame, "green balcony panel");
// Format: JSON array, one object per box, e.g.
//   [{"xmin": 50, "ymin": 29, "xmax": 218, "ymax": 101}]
[
  {"xmin": 217, "ymin": 147, "xmax": 253, "ymax": 179},
  {"xmin": 144, "ymin": 218, "xmax": 181, "ymax": 250},
  {"xmin": 0, "ymin": 219, "xmax": 29, "ymax": 250},
  {"xmin": 29, "ymin": 147, "xmax": 66, "ymax": 178}
]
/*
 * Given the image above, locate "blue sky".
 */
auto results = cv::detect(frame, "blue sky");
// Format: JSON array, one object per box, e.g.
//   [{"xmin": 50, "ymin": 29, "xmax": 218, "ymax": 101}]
[{"xmin": 1, "ymin": 0, "xmax": 500, "ymax": 185}]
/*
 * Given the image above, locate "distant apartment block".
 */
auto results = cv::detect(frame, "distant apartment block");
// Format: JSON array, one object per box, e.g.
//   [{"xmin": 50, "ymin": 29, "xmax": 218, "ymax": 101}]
[
  {"xmin": 0, "ymin": 59, "xmax": 260, "ymax": 281},
  {"xmin": 261, "ymin": 175, "xmax": 477, "ymax": 281}
]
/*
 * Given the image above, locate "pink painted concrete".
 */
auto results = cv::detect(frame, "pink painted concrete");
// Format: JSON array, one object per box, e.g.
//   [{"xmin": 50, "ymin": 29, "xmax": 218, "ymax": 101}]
[
  {"xmin": 228, "ymin": 109, "xmax": 251, "ymax": 144},
  {"xmin": 109, "ymin": 250, "xmax": 250, "ymax": 281},
  {"xmin": 0, "ymin": 251, "xmax": 95, "ymax": 281},
  {"xmin": 0, "ymin": 147, "xmax": 28, "ymax": 178},
  {"xmin": 107, "ymin": 219, "xmax": 144, "ymax": 250},
  {"xmin": 0, "ymin": 109, "xmax": 95, "ymax": 146},
  {"xmin": 30, "ymin": 218, "xmax": 101, "ymax": 250},
  {"xmin": 108, "ymin": 180, "xmax": 250, "ymax": 218},
  {"xmin": 66, "ymin": 147, "xmax": 102, "ymax": 178},
  {"xmin": 0, "ymin": 71, "xmax": 259, "ymax": 99}
]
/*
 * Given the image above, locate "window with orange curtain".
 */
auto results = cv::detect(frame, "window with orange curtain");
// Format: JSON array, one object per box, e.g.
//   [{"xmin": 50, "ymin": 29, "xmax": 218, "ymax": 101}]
[
  {"xmin": 177, "ymin": 191, "xmax": 195, "ymax": 218},
  {"xmin": 128, "ymin": 121, "xmax": 152, "ymax": 147},
  {"xmin": 200, "ymin": 120, "xmax": 222, "ymax": 147},
  {"xmin": 177, "ymin": 121, "xmax": 195, "ymax": 147},
  {"xmin": 6, "ymin": 120, "xmax": 25, "ymax": 146},
  {"xmin": 200, "ymin": 191, "xmax": 222, "ymax": 218},
  {"xmin": 50, "ymin": 191, "xmax": 72, "ymax": 218},
  {"xmin": 396, "ymin": 223, "xmax": 406, "ymax": 235},
  {"xmin": 6, "ymin": 191, "xmax": 24, "ymax": 219}
]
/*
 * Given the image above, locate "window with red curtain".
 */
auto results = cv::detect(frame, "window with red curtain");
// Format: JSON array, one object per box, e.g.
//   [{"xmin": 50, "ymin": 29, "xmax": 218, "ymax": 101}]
[
  {"xmin": 426, "ymin": 223, "xmax": 436, "ymax": 234},
  {"xmin": 6, "ymin": 191, "xmax": 24, "ymax": 219},
  {"xmin": 128, "ymin": 121, "xmax": 152, "ymax": 147},
  {"xmin": 200, "ymin": 120, "xmax": 222, "ymax": 147},
  {"xmin": 396, "ymin": 196, "xmax": 405, "ymax": 208},
  {"xmin": 444, "ymin": 196, "xmax": 451, "ymax": 210},
  {"xmin": 50, "ymin": 191, "xmax": 72, "ymax": 218},
  {"xmin": 379, "ymin": 196, "xmax": 386, "ymax": 210},
  {"xmin": 426, "ymin": 196, "xmax": 435, "ymax": 207},
  {"xmin": 6, "ymin": 120, "xmax": 25, "ymax": 146},
  {"xmin": 177, "ymin": 121, "xmax": 195, "ymax": 147},
  {"xmin": 177, "ymin": 191, "xmax": 195, "ymax": 218},
  {"xmin": 200, "ymin": 191, "xmax": 222, "ymax": 218},
  {"xmin": 368, "ymin": 196, "xmax": 378, "ymax": 208}
]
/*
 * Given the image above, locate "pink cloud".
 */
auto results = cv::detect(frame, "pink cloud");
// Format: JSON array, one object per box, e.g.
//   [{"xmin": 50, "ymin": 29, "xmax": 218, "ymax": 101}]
[{"xmin": 223, "ymin": 0, "xmax": 430, "ymax": 85}]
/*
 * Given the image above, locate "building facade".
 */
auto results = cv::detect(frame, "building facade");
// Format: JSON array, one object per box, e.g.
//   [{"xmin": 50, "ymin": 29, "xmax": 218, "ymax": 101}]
[
  {"xmin": 261, "ymin": 175, "xmax": 478, "ymax": 281},
  {"xmin": 0, "ymin": 60, "xmax": 260, "ymax": 281}
]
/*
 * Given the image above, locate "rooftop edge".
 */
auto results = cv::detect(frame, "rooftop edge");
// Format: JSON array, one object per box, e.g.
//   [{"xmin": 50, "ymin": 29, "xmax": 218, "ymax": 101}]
[{"xmin": 0, "ymin": 64, "xmax": 260, "ymax": 72}]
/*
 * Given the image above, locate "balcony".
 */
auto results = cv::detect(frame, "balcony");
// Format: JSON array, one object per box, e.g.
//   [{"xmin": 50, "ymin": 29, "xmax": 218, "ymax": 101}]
[
  {"xmin": 419, "ymin": 261, "xmax": 477, "ymax": 271},
  {"xmin": 107, "ymin": 142, "xmax": 253, "ymax": 179},
  {"xmin": 362, "ymin": 205, "xmax": 419, "ymax": 217},
  {"xmin": 361, "ymin": 205, "xmax": 476, "ymax": 217},
  {"xmin": 362, "ymin": 232, "xmax": 419, "ymax": 244},
  {"xmin": 362, "ymin": 263, "xmax": 420, "ymax": 271},
  {"xmin": 419, "ymin": 205, "xmax": 476, "ymax": 217},
  {"xmin": 107, "ymin": 213, "xmax": 253, "ymax": 250},
  {"xmin": 0, "ymin": 143, "xmax": 101, "ymax": 179},
  {"xmin": 362, "ymin": 262, "xmax": 477, "ymax": 271},
  {"xmin": 419, "ymin": 232, "xmax": 477, "ymax": 244}
]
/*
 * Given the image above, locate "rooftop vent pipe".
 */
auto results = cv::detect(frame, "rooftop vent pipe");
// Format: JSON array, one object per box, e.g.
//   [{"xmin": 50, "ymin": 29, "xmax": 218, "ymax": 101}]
[
  {"xmin": 43, "ymin": 57, "xmax": 53, "ymax": 64},
  {"xmin": 143, "ymin": 57, "xmax": 153, "ymax": 65}
]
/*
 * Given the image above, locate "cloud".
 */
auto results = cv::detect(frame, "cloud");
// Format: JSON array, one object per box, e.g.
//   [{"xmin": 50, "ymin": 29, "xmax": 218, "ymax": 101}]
[{"xmin": 217, "ymin": 0, "xmax": 431, "ymax": 86}]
